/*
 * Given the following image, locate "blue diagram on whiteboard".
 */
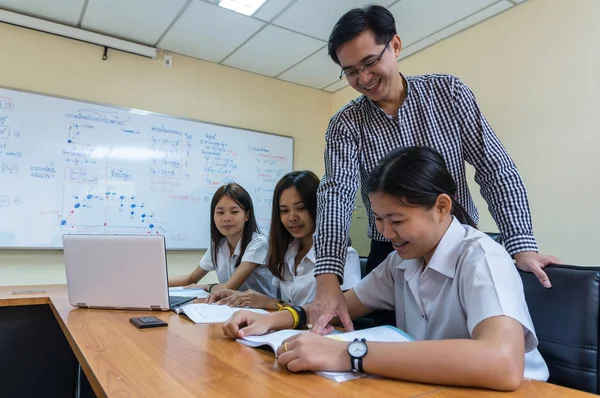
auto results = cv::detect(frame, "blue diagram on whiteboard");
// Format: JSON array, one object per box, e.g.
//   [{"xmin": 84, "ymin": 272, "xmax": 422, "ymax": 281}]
[{"xmin": 60, "ymin": 191, "xmax": 163, "ymax": 235}]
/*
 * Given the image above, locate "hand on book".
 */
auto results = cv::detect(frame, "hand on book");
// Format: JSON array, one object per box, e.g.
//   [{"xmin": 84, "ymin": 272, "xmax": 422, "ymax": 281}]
[
  {"xmin": 206, "ymin": 289, "xmax": 236, "ymax": 304},
  {"xmin": 223, "ymin": 310, "xmax": 272, "ymax": 338},
  {"xmin": 310, "ymin": 275, "xmax": 354, "ymax": 335},
  {"xmin": 275, "ymin": 332, "xmax": 350, "ymax": 373},
  {"xmin": 217, "ymin": 290, "xmax": 276, "ymax": 309}
]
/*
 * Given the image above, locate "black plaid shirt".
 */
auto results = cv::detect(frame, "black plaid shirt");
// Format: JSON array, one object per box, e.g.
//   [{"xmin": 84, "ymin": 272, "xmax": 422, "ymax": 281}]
[{"xmin": 314, "ymin": 74, "xmax": 538, "ymax": 280}]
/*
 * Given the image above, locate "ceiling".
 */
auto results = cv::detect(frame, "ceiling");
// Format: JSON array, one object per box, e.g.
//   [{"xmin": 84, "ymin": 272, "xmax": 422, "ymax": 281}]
[{"xmin": 0, "ymin": 0, "xmax": 526, "ymax": 92}]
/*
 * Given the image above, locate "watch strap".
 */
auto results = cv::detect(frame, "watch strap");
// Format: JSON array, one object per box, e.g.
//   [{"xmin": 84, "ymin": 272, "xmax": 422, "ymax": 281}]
[{"xmin": 349, "ymin": 338, "xmax": 367, "ymax": 373}]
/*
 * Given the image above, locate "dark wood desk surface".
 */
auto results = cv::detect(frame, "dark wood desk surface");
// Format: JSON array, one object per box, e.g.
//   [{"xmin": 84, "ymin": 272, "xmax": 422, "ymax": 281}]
[{"xmin": 0, "ymin": 285, "xmax": 594, "ymax": 397}]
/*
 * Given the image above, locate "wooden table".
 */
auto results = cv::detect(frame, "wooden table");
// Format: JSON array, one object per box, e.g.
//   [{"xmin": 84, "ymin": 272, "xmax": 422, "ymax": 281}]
[{"xmin": 0, "ymin": 285, "xmax": 593, "ymax": 397}]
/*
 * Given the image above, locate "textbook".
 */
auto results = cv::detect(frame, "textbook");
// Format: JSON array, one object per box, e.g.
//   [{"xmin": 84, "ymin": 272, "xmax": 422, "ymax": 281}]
[
  {"xmin": 176, "ymin": 303, "xmax": 267, "ymax": 324},
  {"xmin": 237, "ymin": 325, "xmax": 413, "ymax": 382}
]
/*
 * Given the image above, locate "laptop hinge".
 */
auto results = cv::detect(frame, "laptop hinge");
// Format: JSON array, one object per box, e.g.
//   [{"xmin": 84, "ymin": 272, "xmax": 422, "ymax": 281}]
[
  {"xmin": 77, "ymin": 303, "xmax": 88, "ymax": 308},
  {"xmin": 151, "ymin": 305, "xmax": 162, "ymax": 311}
]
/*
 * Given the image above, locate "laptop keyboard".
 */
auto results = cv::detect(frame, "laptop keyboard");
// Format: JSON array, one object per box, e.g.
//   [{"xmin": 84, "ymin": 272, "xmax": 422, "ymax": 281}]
[{"xmin": 169, "ymin": 295, "xmax": 195, "ymax": 308}]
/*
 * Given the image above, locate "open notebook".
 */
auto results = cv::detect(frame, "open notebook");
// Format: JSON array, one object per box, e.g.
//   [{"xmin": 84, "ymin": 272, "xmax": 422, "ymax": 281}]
[{"xmin": 237, "ymin": 325, "xmax": 413, "ymax": 382}]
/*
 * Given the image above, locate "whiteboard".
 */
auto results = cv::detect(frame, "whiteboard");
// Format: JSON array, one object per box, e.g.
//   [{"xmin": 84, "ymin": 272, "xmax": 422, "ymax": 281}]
[{"xmin": 0, "ymin": 87, "xmax": 293, "ymax": 249}]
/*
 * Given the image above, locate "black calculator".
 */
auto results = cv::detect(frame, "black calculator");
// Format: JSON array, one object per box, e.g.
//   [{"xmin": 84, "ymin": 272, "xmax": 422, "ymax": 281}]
[{"xmin": 129, "ymin": 316, "xmax": 168, "ymax": 329}]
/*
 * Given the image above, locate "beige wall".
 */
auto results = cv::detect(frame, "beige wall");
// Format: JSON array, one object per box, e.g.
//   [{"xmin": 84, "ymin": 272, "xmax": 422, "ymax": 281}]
[
  {"xmin": 2, "ymin": 0, "xmax": 598, "ymax": 286},
  {"xmin": 0, "ymin": 22, "xmax": 331, "ymax": 285},
  {"xmin": 337, "ymin": 0, "xmax": 600, "ymax": 265}
]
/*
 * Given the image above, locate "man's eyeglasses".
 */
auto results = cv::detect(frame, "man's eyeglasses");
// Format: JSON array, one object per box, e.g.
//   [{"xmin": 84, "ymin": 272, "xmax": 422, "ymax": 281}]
[{"xmin": 339, "ymin": 39, "xmax": 391, "ymax": 80}]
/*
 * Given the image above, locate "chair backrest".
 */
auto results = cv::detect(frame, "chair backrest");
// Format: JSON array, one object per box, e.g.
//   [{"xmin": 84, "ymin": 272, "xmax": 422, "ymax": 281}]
[
  {"xmin": 359, "ymin": 256, "xmax": 368, "ymax": 279},
  {"xmin": 519, "ymin": 264, "xmax": 600, "ymax": 394},
  {"xmin": 484, "ymin": 232, "xmax": 503, "ymax": 245}
]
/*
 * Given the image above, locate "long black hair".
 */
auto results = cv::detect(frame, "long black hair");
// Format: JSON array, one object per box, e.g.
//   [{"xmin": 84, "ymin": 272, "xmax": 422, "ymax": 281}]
[
  {"xmin": 367, "ymin": 146, "xmax": 477, "ymax": 228},
  {"xmin": 267, "ymin": 171, "xmax": 320, "ymax": 280},
  {"xmin": 328, "ymin": 4, "xmax": 397, "ymax": 65},
  {"xmin": 210, "ymin": 183, "xmax": 259, "ymax": 268}
]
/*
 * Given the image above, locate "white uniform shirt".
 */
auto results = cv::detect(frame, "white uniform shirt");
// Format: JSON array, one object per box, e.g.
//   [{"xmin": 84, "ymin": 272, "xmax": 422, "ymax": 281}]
[
  {"xmin": 199, "ymin": 233, "xmax": 276, "ymax": 296},
  {"xmin": 353, "ymin": 217, "xmax": 549, "ymax": 381},
  {"xmin": 272, "ymin": 239, "xmax": 362, "ymax": 305}
]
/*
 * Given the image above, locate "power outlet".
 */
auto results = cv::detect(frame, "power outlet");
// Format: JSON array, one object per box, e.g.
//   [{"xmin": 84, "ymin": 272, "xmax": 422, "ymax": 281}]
[{"xmin": 164, "ymin": 54, "xmax": 172, "ymax": 67}]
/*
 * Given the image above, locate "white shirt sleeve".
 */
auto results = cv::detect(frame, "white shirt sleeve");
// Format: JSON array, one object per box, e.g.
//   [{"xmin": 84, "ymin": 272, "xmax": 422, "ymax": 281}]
[
  {"xmin": 341, "ymin": 247, "xmax": 362, "ymax": 290},
  {"xmin": 198, "ymin": 246, "xmax": 215, "ymax": 271},
  {"xmin": 240, "ymin": 234, "xmax": 268, "ymax": 265},
  {"xmin": 458, "ymin": 246, "xmax": 539, "ymax": 352},
  {"xmin": 352, "ymin": 252, "xmax": 397, "ymax": 311},
  {"xmin": 199, "ymin": 245, "xmax": 215, "ymax": 271}
]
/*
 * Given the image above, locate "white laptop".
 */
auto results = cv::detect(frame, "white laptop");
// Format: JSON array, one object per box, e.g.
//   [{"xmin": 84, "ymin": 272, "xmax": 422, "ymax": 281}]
[{"xmin": 63, "ymin": 234, "xmax": 195, "ymax": 311}]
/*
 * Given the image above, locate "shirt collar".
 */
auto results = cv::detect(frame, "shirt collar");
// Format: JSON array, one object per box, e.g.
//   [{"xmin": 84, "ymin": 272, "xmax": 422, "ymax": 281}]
[
  {"xmin": 305, "ymin": 245, "xmax": 316, "ymax": 263},
  {"xmin": 396, "ymin": 257, "xmax": 424, "ymax": 282},
  {"xmin": 230, "ymin": 236, "xmax": 244, "ymax": 257},
  {"xmin": 394, "ymin": 217, "xmax": 465, "ymax": 279},
  {"xmin": 285, "ymin": 239, "xmax": 299, "ymax": 262},
  {"xmin": 426, "ymin": 217, "xmax": 466, "ymax": 279},
  {"xmin": 285, "ymin": 239, "xmax": 315, "ymax": 263}
]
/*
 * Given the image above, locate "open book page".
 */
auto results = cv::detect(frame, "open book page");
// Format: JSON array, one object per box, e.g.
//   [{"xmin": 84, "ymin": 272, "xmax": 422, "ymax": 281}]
[
  {"xmin": 237, "ymin": 329, "xmax": 308, "ymax": 354},
  {"xmin": 326, "ymin": 325, "xmax": 413, "ymax": 343},
  {"xmin": 178, "ymin": 303, "xmax": 267, "ymax": 324},
  {"xmin": 169, "ymin": 287, "xmax": 209, "ymax": 299},
  {"xmin": 236, "ymin": 325, "xmax": 412, "ymax": 383}
]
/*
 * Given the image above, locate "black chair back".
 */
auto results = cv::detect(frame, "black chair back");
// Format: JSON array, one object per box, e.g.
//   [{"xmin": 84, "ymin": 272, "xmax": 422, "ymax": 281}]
[
  {"xmin": 359, "ymin": 256, "xmax": 368, "ymax": 279},
  {"xmin": 485, "ymin": 232, "xmax": 503, "ymax": 245},
  {"xmin": 519, "ymin": 264, "xmax": 600, "ymax": 394}
]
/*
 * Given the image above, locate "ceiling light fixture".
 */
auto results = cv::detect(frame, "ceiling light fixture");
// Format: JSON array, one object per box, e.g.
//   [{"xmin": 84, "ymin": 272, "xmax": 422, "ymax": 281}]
[
  {"xmin": 0, "ymin": 9, "xmax": 157, "ymax": 58},
  {"xmin": 218, "ymin": 0, "xmax": 267, "ymax": 16}
]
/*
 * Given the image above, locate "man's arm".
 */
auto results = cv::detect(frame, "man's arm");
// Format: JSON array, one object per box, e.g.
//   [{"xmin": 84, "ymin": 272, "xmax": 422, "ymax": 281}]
[
  {"xmin": 453, "ymin": 77, "xmax": 536, "ymax": 255},
  {"xmin": 311, "ymin": 114, "xmax": 360, "ymax": 334},
  {"xmin": 453, "ymin": 77, "xmax": 559, "ymax": 286},
  {"xmin": 314, "ymin": 115, "xmax": 360, "ymax": 279}
]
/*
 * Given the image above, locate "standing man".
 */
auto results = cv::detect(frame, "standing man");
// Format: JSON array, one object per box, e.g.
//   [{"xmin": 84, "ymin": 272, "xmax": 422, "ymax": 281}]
[{"xmin": 310, "ymin": 5, "xmax": 559, "ymax": 334}]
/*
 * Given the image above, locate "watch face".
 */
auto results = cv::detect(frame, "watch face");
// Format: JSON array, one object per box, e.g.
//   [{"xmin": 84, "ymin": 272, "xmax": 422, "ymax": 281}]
[{"xmin": 348, "ymin": 341, "xmax": 367, "ymax": 357}]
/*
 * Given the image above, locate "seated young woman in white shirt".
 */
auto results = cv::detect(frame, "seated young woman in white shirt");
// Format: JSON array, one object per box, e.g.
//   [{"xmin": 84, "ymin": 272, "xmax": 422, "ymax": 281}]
[
  {"xmin": 220, "ymin": 147, "xmax": 549, "ymax": 391},
  {"xmin": 207, "ymin": 170, "xmax": 361, "ymax": 309},
  {"xmin": 169, "ymin": 183, "xmax": 275, "ymax": 296}
]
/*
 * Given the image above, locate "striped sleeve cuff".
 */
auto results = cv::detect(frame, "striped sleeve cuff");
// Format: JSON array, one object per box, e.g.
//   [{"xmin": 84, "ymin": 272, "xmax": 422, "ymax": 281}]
[
  {"xmin": 314, "ymin": 256, "xmax": 345, "ymax": 282},
  {"xmin": 504, "ymin": 234, "xmax": 539, "ymax": 257}
]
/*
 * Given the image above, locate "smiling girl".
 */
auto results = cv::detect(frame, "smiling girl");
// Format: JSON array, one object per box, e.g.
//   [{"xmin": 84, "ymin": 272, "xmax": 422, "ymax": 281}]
[{"xmin": 169, "ymin": 183, "xmax": 275, "ymax": 296}]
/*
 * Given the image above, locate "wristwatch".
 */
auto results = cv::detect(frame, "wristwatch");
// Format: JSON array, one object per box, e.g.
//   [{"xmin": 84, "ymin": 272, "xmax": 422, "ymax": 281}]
[
  {"xmin": 275, "ymin": 300, "xmax": 285, "ymax": 310},
  {"xmin": 347, "ymin": 338, "xmax": 368, "ymax": 372}
]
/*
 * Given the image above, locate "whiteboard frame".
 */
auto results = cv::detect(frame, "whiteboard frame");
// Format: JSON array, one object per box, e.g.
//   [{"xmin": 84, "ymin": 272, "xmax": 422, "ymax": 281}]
[{"xmin": 0, "ymin": 85, "xmax": 295, "ymax": 251}]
